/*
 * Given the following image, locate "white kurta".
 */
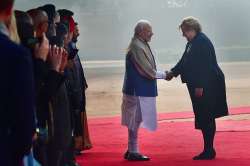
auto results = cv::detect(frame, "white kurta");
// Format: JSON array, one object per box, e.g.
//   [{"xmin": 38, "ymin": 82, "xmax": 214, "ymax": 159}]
[{"xmin": 121, "ymin": 94, "xmax": 157, "ymax": 131}]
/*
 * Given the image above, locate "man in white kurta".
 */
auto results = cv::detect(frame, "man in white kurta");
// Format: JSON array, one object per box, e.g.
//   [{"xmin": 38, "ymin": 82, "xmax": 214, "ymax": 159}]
[{"xmin": 121, "ymin": 20, "xmax": 166, "ymax": 161}]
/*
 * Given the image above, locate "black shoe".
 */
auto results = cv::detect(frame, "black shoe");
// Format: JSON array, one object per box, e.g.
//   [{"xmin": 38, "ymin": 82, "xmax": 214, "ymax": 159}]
[
  {"xmin": 126, "ymin": 152, "xmax": 150, "ymax": 161},
  {"xmin": 74, "ymin": 149, "xmax": 82, "ymax": 156},
  {"xmin": 124, "ymin": 150, "xmax": 129, "ymax": 159},
  {"xmin": 193, "ymin": 149, "xmax": 216, "ymax": 160},
  {"xmin": 67, "ymin": 161, "xmax": 80, "ymax": 166}
]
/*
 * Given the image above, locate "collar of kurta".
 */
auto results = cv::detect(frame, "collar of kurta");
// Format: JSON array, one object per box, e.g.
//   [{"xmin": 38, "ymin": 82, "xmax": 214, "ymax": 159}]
[{"xmin": 0, "ymin": 22, "xmax": 9, "ymax": 37}]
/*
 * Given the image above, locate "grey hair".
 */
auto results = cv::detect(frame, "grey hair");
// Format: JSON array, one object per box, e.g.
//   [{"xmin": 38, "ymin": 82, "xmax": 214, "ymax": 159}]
[
  {"xmin": 179, "ymin": 16, "xmax": 202, "ymax": 33},
  {"xmin": 134, "ymin": 19, "xmax": 151, "ymax": 36}
]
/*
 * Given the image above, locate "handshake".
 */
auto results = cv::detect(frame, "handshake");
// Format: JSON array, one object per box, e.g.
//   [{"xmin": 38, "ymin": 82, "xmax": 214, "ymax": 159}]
[
  {"xmin": 165, "ymin": 71, "xmax": 174, "ymax": 81},
  {"xmin": 156, "ymin": 70, "xmax": 174, "ymax": 80}
]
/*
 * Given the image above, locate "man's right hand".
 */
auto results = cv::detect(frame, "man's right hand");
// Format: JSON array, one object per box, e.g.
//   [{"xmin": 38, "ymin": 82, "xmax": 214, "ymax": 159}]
[
  {"xmin": 48, "ymin": 45, "xmax": 63, "ymax": 72},
  {"xmin": 59, "ymin": 48, "xmax": 69, "ymax": 73},
  {"xmin": 34, "ymin": 33, "xmax": 49, "ymax": 61}
]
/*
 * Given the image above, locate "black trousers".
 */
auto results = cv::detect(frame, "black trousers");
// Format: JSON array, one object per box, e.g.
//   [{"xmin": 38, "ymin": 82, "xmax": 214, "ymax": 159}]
[{"xmin": 187, "ymin": 85, "xmax": 216, "ymax": 150}]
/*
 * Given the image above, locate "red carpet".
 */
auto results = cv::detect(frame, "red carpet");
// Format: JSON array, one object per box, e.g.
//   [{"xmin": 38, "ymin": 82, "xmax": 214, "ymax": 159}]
[{"xmin": 77, "ymin": 107, "xmax": 250, "ymax": 166}]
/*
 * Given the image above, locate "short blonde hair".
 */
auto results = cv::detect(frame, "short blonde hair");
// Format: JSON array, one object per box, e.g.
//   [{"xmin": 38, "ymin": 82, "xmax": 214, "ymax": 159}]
[{"xmin": 179, "ymin": 16, "xmax": 202, "ymax": 33}]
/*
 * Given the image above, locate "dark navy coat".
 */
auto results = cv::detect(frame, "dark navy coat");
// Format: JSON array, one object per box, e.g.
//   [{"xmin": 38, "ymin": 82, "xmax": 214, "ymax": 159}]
[
  {"xmin": 171, "ymin": 32, "xmax": 228, "ymax": 120},
  {"xmin": 0, "ymin": 33, "xmax": 36, "ymax": 165}
]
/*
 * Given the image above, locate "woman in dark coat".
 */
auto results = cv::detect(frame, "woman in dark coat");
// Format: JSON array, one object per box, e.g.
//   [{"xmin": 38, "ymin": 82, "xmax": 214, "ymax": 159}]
[{"xmin": 167, "ymin": 16, "xmax": 228, "ymax": 160}]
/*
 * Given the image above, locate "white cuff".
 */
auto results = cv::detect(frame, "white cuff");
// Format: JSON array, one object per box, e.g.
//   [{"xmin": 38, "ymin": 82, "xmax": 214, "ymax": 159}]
[{"xmin": 156, "ymin": 71, "xmax": 166, "ymax": 79}]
